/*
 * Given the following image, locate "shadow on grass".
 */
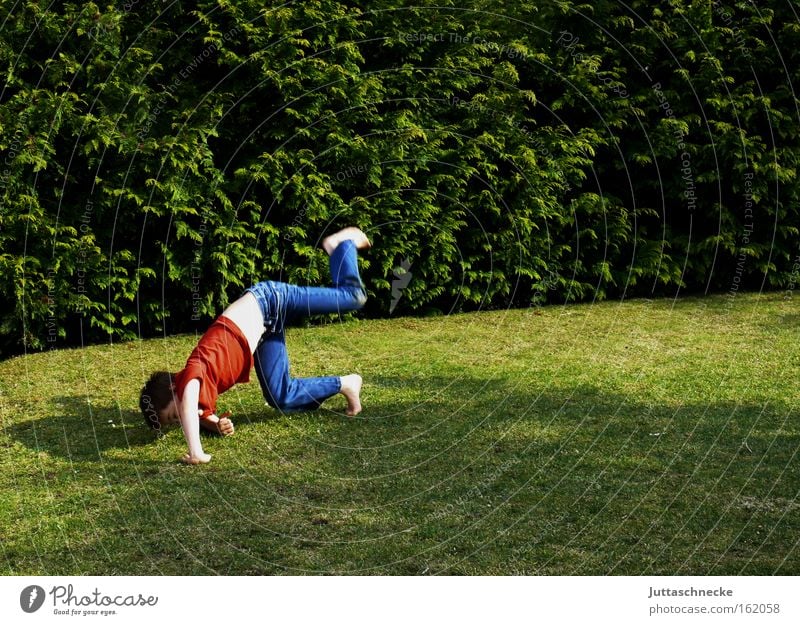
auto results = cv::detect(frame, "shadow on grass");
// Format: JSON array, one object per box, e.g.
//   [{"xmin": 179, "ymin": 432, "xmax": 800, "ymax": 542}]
[
  {"xmin": 6, "ymin": 395, "xmax": 157, "ymax": 462},
  {"xmin": 5, "ymin": 380, "xmax": 798, "ymax": 575},
  {"xmin": 777, "ymin": 312, "xmax": 800, "ymax": 327},
  {"xmin": 6, "ymin": 392, "xmax": 310, "ymax": 464}
]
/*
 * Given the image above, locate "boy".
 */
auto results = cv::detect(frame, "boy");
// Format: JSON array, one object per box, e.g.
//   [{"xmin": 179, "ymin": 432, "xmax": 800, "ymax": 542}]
[{"xmin": 139, "ymin": 227, "xmax": 371, "ymax": 464}]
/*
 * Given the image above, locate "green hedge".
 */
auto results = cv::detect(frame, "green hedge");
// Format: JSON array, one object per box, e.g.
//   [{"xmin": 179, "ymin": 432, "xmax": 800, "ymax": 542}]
[{"xmin": 1, "ymin": 0, "xmax": 798, "ymax": 357}]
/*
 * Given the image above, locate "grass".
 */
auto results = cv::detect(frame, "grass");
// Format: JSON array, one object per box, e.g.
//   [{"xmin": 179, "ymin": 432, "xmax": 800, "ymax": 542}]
[{"xmin": 0, "ymin": 292, "xmax": 798, "ymax": 575}]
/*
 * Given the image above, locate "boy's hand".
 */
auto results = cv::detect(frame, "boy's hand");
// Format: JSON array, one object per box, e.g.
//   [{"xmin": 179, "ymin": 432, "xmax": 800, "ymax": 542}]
[
  {"xmin": 199, "ymin": 413, "xmax": 235, "ymax": 437},
  {"xmin": 216, "ymin": 416, "xmax": 234, "ymax": 436},
  {"xmin": 181, "ymin": 452, "xmax": 212, "ymax": 465}
]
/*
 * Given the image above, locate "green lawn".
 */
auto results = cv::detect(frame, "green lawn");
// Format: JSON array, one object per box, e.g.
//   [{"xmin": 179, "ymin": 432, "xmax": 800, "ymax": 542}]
[{"xmin": 1, "ymin": 292, "xmax": 798, "ymax": 575}]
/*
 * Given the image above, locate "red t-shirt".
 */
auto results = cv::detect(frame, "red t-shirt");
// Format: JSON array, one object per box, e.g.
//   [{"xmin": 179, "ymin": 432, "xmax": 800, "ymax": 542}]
[{"xmin": 174, "ymin": 315, "xmax": 254, "ymax": 418}]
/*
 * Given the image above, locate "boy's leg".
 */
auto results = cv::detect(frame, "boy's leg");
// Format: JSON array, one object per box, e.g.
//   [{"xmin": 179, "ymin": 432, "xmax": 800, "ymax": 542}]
[
  {"xmin": 254, "ymin": 327, "xmax": 342, "ymax": 411},
  {"xmin": 249, "ymin": 229, "xmax": 369, "ymax": 413},
  {"xmin": 274, "ymin": 239, "xmax": 367, "ymax": 324}
]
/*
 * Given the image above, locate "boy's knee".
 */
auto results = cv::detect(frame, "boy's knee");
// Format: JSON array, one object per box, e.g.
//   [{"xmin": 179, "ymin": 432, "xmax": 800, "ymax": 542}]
[
  {"xmin": 260, "ymin": 378, "xmax": 286, "ymax": 410},
  {"xmin": 266, "ymin": 396, "xmax": 295, "ymax": 412},
  {"xmin": 266, "ymin": 390, "xmax": 319, "ymax": 412},
  {"xmin": 266, "ymin": 388, "xmax": 286, "ymax": 410},
  {"xmin": 349, "ymin": 286, "xmax": 367, "ymax": 309}
]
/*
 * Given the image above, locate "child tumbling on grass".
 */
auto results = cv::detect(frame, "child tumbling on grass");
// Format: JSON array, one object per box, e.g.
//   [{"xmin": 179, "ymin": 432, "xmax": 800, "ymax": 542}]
[{"xmin": 139, "ymin": 227, "xmax": 370, "ymax": 464}]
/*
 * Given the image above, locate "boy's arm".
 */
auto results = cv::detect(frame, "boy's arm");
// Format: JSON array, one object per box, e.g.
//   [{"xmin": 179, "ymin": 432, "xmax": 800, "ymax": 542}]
[{"xmin": 179, "ymin": 378, "xmax": 211, "ymax": 464}]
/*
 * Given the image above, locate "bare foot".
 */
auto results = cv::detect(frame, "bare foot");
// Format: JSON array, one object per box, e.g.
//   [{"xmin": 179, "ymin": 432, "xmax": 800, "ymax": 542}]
[
  {"xmin": 339, "ymin": 373, "xmax": 363, "ymax": 416},
  {"xmin": 322, "ymin": 227, "xmax": 372, "ymax": 255}
]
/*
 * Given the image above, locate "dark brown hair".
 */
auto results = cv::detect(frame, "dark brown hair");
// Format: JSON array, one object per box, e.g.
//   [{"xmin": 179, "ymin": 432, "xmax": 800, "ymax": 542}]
[{"xmin": 139, "ymin": 371, "xmax": 176, "ymax": 430}]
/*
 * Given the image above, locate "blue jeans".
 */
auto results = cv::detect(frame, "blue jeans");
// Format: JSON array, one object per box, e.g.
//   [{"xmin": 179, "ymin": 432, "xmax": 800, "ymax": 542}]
[{"xmin": 245, "ymin": 240, "xmax": 367, "ymax": 411}]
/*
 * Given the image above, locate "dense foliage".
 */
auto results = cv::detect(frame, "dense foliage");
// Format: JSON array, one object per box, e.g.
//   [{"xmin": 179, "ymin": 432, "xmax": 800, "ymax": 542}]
[{"xmin": 1, "ymin": 1, "xmax": 798, "ymax": 356}]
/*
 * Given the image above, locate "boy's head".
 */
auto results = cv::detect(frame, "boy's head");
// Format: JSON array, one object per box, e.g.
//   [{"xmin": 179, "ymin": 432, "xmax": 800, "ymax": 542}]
[{"xmin": 139, "ymin": 371, "xmax": 179, "ymax": 431}]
